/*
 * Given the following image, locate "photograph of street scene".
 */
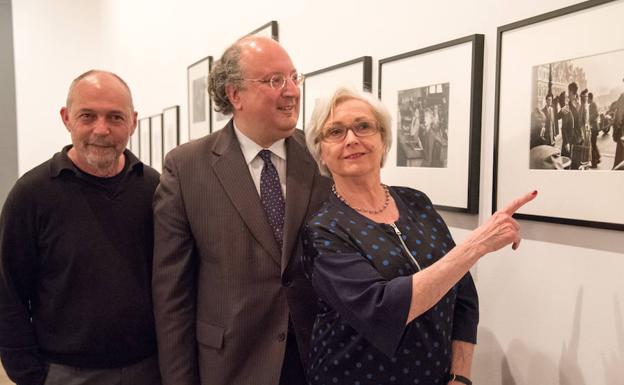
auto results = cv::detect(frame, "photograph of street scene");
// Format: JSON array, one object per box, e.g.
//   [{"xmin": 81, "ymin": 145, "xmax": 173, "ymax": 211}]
[
  {"xmin": 396, "ymin": 83, "xmax": 449, "ymax": 168},
  {"xmin": 530, "ymin": 49, "xmax": 624, "ymax": 171}
]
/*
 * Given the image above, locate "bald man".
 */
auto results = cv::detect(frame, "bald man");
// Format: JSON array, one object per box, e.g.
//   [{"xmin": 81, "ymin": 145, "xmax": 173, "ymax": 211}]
[
  {"xmin": 0, "ymin": 70, "xmax": 161, "ymax": 385},
  {"xmin": 152, "ymin": 37, "xmax": 330, "ymax": 385}
]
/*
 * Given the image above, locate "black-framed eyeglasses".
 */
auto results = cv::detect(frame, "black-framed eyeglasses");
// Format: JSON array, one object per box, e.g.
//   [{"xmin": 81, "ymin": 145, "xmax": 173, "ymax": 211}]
[
  {"xmin": 320, "ymin": 120, "xmax": 380, "ymax": 143},
  {"xmin": 245, "ymin": 72, "xmax": 305, "ymax": 90}
]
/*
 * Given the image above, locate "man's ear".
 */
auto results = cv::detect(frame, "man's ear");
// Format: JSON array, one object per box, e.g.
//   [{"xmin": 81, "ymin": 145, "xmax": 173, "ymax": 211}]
[
  {"xmin": 129, "ymin": 111, "xmax": 138, "ymax": 136},
  {"xmin": 60, "ymin": 107, "xmax": 71, "ymax": 132},
  {"xmin": 225, "ymin": 84, "xmax": 242, "ymax": 111}
]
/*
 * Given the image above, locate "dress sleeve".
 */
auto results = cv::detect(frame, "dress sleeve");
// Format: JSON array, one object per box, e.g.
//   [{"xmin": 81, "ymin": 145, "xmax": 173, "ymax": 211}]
[
  {"xmin": 0, "ymin": 181, "xmax": 48, "ymax": 385},
  {"xmin": 303, "ymin": 225, "xmax": 412, "ymax": 357},
  {"xmin": 451, "ymin": 271, "xmax": 479, "ymax": 344}
]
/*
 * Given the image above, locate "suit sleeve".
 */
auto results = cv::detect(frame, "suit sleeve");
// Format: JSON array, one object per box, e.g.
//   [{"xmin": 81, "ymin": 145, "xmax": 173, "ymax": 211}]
[
  {"xmin": 152, "ymin": 152, "xmax": 199, "ymax": 385},
  {"xmin": 0, "ymin": 182, "xmax": 48, "ymax": 385}
]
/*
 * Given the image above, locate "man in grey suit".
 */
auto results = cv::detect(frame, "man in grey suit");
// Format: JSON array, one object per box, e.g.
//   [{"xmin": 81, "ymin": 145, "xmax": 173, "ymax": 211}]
[{"xmin": 152, "ymin": 37, "xmax": 330, "ymax": 385}]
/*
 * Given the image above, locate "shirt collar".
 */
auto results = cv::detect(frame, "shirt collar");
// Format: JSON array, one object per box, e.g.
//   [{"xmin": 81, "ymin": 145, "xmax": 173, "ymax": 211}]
[
  {"xmin": 233, "ymin": 122, "xmax": 286, "ymax": 164},
  {"xmin": 49, "ymin": 145, "xmax": 144, "ymax": 178}
]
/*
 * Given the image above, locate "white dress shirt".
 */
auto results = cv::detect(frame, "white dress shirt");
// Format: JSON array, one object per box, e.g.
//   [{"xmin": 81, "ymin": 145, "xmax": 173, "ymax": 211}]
[{"xmin": 233, "ymin": 123, "xmax": 287, "ymax": 198}]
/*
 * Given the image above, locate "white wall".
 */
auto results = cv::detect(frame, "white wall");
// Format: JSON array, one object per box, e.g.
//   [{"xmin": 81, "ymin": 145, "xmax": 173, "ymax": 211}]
[{"xmin": 11, "ymin": 0, "xmax": 624, "ymax": 384}]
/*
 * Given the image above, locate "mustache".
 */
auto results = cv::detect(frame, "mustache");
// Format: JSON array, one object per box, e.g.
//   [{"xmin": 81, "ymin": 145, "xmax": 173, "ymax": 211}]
[{"xmin": 88, "ymin": 139, "xmax": 115, "ymax": 147}]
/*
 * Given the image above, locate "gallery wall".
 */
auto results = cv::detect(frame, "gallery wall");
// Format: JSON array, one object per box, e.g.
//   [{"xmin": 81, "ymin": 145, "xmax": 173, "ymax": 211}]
[{"xmin": 9, "ymin": 0, "xmax": 624, "ymax": 384}]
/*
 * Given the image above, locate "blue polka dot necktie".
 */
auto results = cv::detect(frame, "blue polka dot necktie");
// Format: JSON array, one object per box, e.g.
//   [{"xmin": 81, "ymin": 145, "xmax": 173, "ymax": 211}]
[{"xmin": 258, "ymin": 149, "xmax": 285, "ymax": 249}]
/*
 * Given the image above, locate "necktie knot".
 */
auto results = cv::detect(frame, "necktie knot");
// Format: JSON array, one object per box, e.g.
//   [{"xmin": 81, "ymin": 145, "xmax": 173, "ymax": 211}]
[{"xmin": 258, "ymin": 149, "xmax": 273, "ymax": 164}]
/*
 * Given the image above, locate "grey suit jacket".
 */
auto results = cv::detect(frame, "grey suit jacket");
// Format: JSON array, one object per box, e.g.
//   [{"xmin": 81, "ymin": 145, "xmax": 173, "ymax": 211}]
[{"xmin": 152, "ymin": 121, "xmax": 331, "ymax": 385}]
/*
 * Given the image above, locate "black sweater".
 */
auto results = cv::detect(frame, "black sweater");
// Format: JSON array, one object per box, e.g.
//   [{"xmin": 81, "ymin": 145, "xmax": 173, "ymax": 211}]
[{"xmin": 0, "ymin": 147, "xmax": 160, "ymax": 385}]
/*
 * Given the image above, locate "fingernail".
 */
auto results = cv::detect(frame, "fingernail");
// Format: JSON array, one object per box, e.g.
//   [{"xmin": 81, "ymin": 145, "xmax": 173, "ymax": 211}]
[{"xmin": 531, "ymin": 190, "xmax": 538, "ymax": 196}]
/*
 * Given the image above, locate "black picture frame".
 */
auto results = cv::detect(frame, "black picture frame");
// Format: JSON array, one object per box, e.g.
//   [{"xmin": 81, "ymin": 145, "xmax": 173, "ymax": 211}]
[
  {"xmin": 247, "ymin": 20, "xmax": 279, "ymax": 41},
  {"xmin": 163, "ymin": 105, "xmax": 180, "ymax": 158},
  {"xmin": 138, "ymin": 117, "xmax": 151, "ymax": 166},
  {"xmin": 150, "ymin": 113, "xmax": 163, "ymax": 172},
  {"xmin": 301, "ymin": 56, "xmax": 372, "ymax": 130},
  {"xmin": 187, "ymin": 55, "xmax": 212, "ymax": 140},
  {"xmin": 379, "ymin": 34, "xmax": 484, "ymax": 213},
  {"xmin": 493, "ymin": 0, "xmax": 624, "ymax": 231}
]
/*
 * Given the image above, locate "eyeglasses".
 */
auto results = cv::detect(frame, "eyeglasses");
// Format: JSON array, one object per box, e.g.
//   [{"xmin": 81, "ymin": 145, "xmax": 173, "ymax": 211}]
[
  {"xmin": 320, "ymin": 120, "xmax": 380, "ymax": 143},
  {"xmin": 245, "ymin": 72, "xmax": 305, "ymax": 90}
]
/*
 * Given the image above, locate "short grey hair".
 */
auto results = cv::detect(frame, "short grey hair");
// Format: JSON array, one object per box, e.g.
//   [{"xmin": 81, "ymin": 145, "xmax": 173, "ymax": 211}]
[
  {"xmin": 66, "ymin": 69, "xmax": 134, "ymax": 109},
  {"xmin": 305, "ymin": 87, "xmax": 392, "ymax": 177},
  {"xmin": 208, "ymin": 41, "xmax": 245, "ymax": 115}
]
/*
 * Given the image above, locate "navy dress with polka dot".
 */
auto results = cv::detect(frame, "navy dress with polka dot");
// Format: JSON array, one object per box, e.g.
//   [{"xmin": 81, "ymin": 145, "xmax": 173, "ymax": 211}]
[{"xmin": 302, "ymin": 186, "xmax": 479, "ymax": 385}]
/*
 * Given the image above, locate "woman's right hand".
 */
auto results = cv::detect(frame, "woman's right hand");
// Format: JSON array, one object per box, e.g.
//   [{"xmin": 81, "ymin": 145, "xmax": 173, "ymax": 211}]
[{"xmin": 464, "ymin": 190, "xmax": 537, "ymax": 256}]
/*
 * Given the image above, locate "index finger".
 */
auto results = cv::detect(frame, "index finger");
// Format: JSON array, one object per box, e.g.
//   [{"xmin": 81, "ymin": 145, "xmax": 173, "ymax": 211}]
[{"xmin": 501, "ymin": 190, "xmax": 538, "ymax": 215}]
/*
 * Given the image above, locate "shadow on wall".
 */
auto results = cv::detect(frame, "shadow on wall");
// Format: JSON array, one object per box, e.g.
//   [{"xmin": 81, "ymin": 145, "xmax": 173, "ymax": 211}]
[
  {"xmin": 473, "ymin": 286, "xmax": 624, "ymax": 385},
  {"xmin": 558, "ymin": 287, "xmax": 586, "ymax": 385},
  {"xmin": 603, "ymin": 294, "xmax": 624, "ymax": 384}
]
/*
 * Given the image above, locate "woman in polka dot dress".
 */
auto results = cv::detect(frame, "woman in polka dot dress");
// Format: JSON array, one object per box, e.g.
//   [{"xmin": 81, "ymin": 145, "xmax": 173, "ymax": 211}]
[{"xmin": 302, "ymin": 87, "xmax": 536, "ymax": 385}]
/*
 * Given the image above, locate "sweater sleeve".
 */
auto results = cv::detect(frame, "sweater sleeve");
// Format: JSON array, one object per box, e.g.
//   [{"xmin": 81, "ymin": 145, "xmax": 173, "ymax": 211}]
[
  {"xmin": 303, "ymin": 225, "xmax": 412, "ymax": 358},
  {"xmin": 0, "ymin": 181, "xmax": 47, "ymax": 385}
]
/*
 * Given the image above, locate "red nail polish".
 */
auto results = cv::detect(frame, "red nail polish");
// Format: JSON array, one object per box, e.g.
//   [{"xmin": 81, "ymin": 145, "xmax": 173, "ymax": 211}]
[{"xmin": 531, "ymin": 190, "xmax": 537, "ymax": 196}]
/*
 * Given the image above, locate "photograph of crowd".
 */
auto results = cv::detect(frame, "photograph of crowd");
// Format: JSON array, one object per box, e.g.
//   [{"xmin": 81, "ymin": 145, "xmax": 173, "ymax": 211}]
[
  {"xmin": 192, "ymin": 76, "xmax": 207, "ymax": 124},
  {"xmin": 529, "ymin": 49, "xmax": 624, "ymax": 171},
  {"xmin": 396, "ymin": 83, "xmax": 449, "ymax": 168}
]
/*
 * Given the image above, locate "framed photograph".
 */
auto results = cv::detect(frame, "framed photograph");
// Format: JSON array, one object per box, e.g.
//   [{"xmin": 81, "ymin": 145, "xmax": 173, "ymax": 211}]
[
  {"xmin": 188, "ymin": 55, "xmax": 212, "ymax": 140},
  {"xmin": 247, "ymin": 20, "xmax": 278, "ymax": 41},
  {"xmin": 163, "ymin": 105, "xmax": 180, "ymax": 158},
  {"xmin": 379, "ymin": 34, "xmax": 484, "ymax": 213},
  {"xmin": 138, "ymin": 117, "xmax": 151, "ymax": 165},
  {"xmin": 493, "ymin": 0, "xmax": 624, "ymax": 230},
  {"xmin": 150, "ymin": 114, "xmax": 163, "ymax": 172},
  {"xmin": 301, "ymin": 56, "xmax": 372, "ymax": 130}
]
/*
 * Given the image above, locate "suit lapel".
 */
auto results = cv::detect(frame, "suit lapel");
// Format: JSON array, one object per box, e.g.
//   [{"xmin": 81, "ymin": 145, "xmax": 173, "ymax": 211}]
[
  {"xmin": 211, "ymin": 121, "xmax": 282, "ymax": 266},
  {"xmin": 282, "ymin": 133, "xmax": 316, "ymax": 272}
]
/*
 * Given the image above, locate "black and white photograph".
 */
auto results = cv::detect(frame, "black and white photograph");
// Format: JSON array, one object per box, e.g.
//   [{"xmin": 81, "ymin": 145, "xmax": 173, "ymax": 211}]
[
  {"xmin": 396, "ymin": 83, "xmax": 450, "ymax": 168},
  {"xmin": 163, "ymin": 105, "xmax": 179, "ymax": 157},
  {"xmin": 187, "ymin": 56, "xmax": 212, "ymax": 139},
  {"xmin": 379, "ymin": 34, "xmax": 483, "ymax": 213},
  {"xmin": 494, "ymin": 0, "xmax": 624, "ymax": 230},
  {"xmin": 528, "ymin": 50, "xmax": 624, "ymax": 171}
]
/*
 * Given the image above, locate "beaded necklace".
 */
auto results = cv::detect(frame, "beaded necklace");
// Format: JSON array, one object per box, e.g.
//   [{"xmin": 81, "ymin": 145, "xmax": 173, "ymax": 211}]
[{"xmin": 332, "ymin": 183, "xmax": 390, "ymax": 214}]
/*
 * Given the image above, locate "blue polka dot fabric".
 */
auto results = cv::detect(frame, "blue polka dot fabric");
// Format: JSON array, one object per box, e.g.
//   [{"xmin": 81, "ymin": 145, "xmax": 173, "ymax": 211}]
[{"xmin": 302, "ymin": 186, "xmax": 479, "ymax": 385}]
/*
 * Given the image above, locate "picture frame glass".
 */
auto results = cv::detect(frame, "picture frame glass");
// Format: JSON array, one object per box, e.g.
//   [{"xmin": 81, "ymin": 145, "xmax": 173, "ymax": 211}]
[
  {"xmin": 163, "ymin": 106, "xmax": 179, "ymax": 157},
  {"xmin": 496, "ymin": 0, "xmax": 624, "ymax": 227},
  {"xmin": 301, "ymin": 58, "xmax": 371, "ymax": 130},
  {"xmin": 188, "ymin": 57, "xmax": 211, "ymax": 140},
  {"xmin": 380, "ymin": 41, "xmax": 475, "ymax": 210},
  {"xmin": 150, "ymin": 114, "xmax": 163, "ymax": 172},
  {"xmin": 138, "ymin": 118, "xmax": 151, "ymax": 165}
]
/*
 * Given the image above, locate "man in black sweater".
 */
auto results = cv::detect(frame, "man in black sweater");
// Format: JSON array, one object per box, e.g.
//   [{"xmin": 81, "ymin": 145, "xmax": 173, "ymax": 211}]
[{"xmin": 0, "ymin": 70, "xmax": 161, "ymax": 385}]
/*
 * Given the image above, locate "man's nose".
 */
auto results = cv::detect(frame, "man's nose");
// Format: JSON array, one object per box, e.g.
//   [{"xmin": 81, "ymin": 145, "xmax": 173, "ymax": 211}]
[{"xmin": 92, "ymin": 117, "xmax": 110, "ymax": 135}]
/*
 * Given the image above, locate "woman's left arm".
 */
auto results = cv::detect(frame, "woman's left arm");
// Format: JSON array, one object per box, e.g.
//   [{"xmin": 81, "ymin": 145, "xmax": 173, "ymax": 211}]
[{"xmin": 449, "ymin": 340, "xmax": 475, "ymax": 384}]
